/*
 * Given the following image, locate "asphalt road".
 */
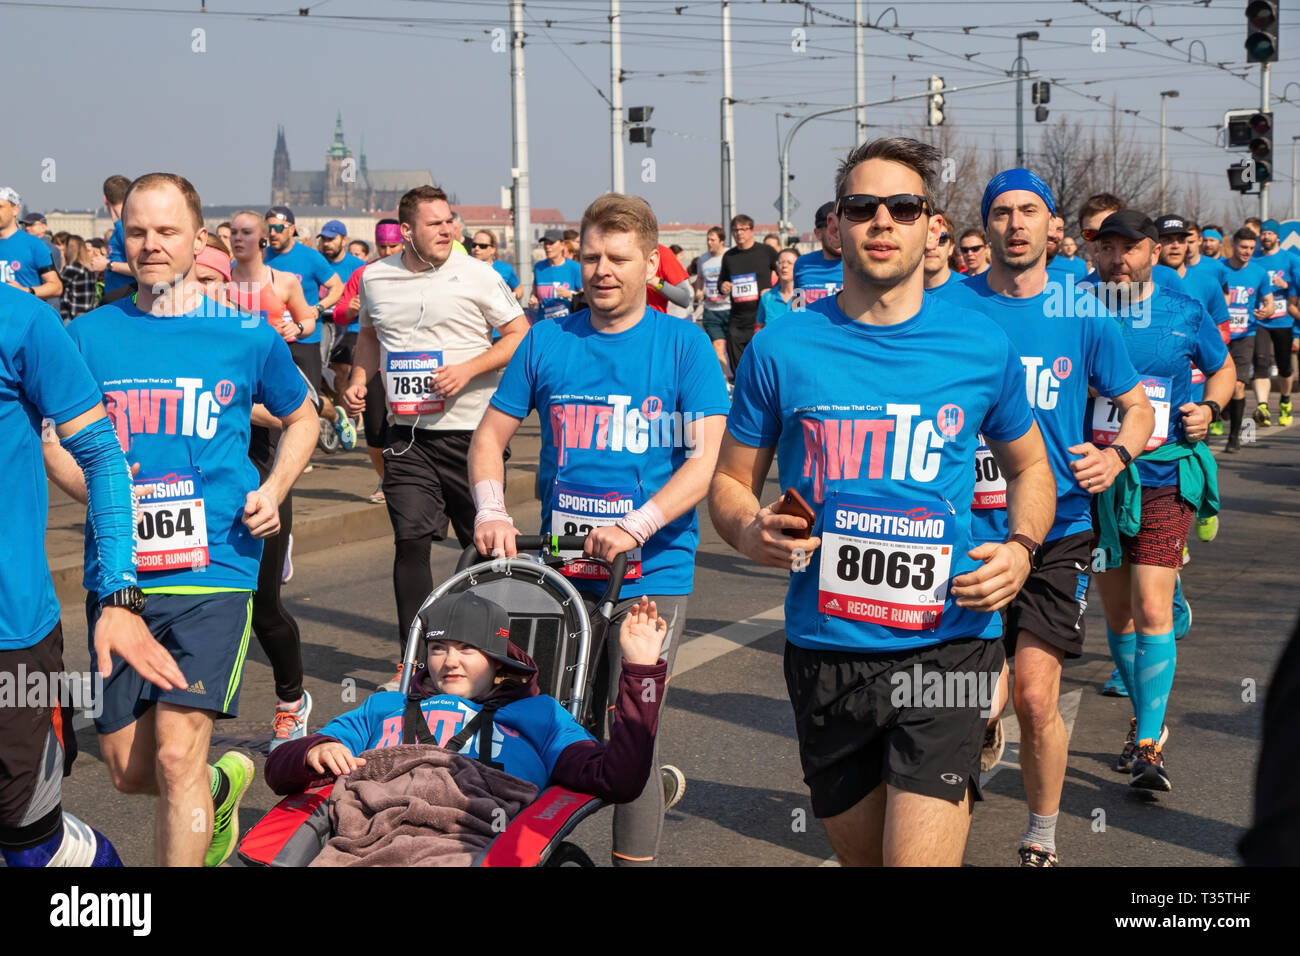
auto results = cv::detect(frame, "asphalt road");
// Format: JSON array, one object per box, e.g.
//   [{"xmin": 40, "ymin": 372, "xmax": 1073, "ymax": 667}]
[{"xmin": 51, "ymin": 424, "xmax": 1300, "ymax": 867}]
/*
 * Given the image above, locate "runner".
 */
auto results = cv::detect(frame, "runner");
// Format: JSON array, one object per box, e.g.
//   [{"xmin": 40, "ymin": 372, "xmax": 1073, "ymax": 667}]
[
  {"xmin": 1249, "ymin": 220, "xmax": 1300, "ymax": 427},
  {"xmin": 333, "ymin": 220, "xmax": 404, "ymax": 502},
  {"xmin": 1200, "ymin": 226, "xmax": 1225, "ymax": 260},
  {"xmin": 529, "ymin": 230, "xmax": 582, "ymax": 321},
  {"xmin": 791, "ymin": 201, "xmax": 843, "ymax": 308},
  {"xmin": 710, "ymin": 139, "xmax": 1055, "ymax": 867},
  {"xmin": 316, "ymin": 219, "xmax": 366, "ymax": 431},
  {"xmin": 263, "ymin": 206, "xmax": 351, "ymax": 450},
  {"xmin": 1221, "ymin": 229, "xmax": 1274, "ymax": 452},
  {"xmin": 717, "ymin": 213, "xmax": 779, "ymax": 372},
  {"xmin": 471, "ymin": 191, "xmax": 730, "ymax": 866},
  {"xmin": 1076, "ymin": 194, "xmax": 1183, "ymax": 292},
  {"xmin": 694, "ymin": 226, "xmax": 732, "ymax": 380},
  {"xmin": 469, "ymin": 229, "xmax": 524, "ymax": 302},
  {"xmin": 755, "ymin": 247, "xmax": 798, "ymax": 329},
  {"xmin": 1088, "ymin": 209, "xmax": 1233, "ymax": 792},
  {"xmin": 0, "ymin": 187, "xmax": 62, "ymax": 302},
  {"xmin": 348, "ymin": 239, "xmax": 370, "ymax": 261},
  {"xmin": 922, "ymin": 212, "xmax": 959, "ymax": 293},
  {"xmin": 95, "ymin": 175, "xmax": 135, "ymax": 302},
  {"xmin": 957, "ymin": 228, "xmax": 990, "ymax": 276},
  {"xmin": 647, "ymin": 242, "xmax": 692, "ymax": 315},
  {"xmin": 58, "ymin": 173, "xmax": 318, "ymax": 866},
  {"xmin": 1045, "ymin": 216, "xmax": 1087, "ymax": 283},
  {"xmin": 945, "ymin": 169, "xmax": 1154, "ymax": 867},
  {"xmin": 341, "ymin": 185, "xmax": 529, "ymax": 685}
]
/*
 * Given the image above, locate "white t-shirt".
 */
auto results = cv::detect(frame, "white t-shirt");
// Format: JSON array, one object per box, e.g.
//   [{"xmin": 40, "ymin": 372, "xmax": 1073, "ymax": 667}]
[
  {"xmin": 359, "ymin": 252, "xmax": 523, "ymax": 431},
  {"xmin": 699, "ymin": 252, "xmax": 729, "ymax": 312}
]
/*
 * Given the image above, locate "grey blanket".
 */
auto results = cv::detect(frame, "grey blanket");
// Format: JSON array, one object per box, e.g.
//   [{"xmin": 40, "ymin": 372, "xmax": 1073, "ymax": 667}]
[{"xmin": 310, "ymin": 745, "xmax": 539, "ymax": 867}]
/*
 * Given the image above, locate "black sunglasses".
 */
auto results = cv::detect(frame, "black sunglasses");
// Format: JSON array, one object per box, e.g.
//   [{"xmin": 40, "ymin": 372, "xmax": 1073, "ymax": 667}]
[
  {"xmin": 937, "ymin": 233, "xmax": 950, "ymax": 244},
  {"xmin": 836, "ymin": 193, "xmax": 929, "ymax": 224},
  {"xmin": 959, "ymin": 243, "xmax": 985, "ymax": 253},
  {"xmin": 471, "ymin": 242, "xmax": 493, "ymax": 250}
]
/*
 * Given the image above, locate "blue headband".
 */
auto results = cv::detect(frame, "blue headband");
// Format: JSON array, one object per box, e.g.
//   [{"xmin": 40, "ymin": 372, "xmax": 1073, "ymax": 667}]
[
  {"xmin": 980, "ymin": 169, "xmax": 1056, "ymax": 226},
  {"xmin": 1203, "ymin": 229, "xmax": 1222, "ymax": 241}
]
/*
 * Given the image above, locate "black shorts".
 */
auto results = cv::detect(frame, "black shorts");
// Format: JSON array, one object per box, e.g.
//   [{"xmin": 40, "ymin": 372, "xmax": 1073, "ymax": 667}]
[
  {"xmin": 0, "ymin": 624, "xmax": 78, "ymax": 845},
  {"xmin": 364, "ymin": 370, "xmax": 387, "ymax": 449},
  {"xmin": 1006, "ymin": 529, "xmax": 1092, "ymax": 659},
  {"xmin": 329, "ymin": 330, "xmax": 358, "ymax": 366},
  {"xmin": 289, "ymin": 341, "xmax": 324, "ymax": 393},
  {"xmin": 383, "ymin": 428, "xmax": 481, "ymax": 548},
  {"xmin": 1229, "ymin": 336, "xmax": 1256, "ymax": 384},
  {"xmin": 784, "ymin": 636, "xmax": 1003, "ymax": 817},
  {"xmin": 1254, "ymin": 326, "xmax": 1293, "ymax": 378}
]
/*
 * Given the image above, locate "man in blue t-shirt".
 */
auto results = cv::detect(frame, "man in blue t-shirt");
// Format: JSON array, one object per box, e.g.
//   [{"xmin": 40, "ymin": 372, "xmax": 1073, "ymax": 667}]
[
  {"xmin": 54, "ymin": 174, "xmax": 318, "ymax": 868},
  {"xmin": 472, "ymin": 193, "xmax": 729, "ymax": 867},
  {"xmin": 529, "ymin": 230, "xmax": 583, "ymax": 320},
  {"xmin": 1045, "ymin": 216, "xmax": 1087, "ymax": 284},
  {"xmin": 711, "ymin": 140, "xmax": 1056, "ymax": 867},
  {"xmin": 92, "ymin": 175, "xmax": 136, "ymax": 301},
  {"xmin": 945, "ymin": 170, "xmax": 1153, "ymax": 868},
  {"xmin": 1248, "ymin": 220, "xmax": 1300, "ymax": 427},
  {"xmin": 1221, "ymin": 229, "xmax": 1275, "ymax": 452},
  {"xmin": 0, "ymin": 187, "xmax": 62, "ymax": 302},
  {"xmin": 317, "ymin": 220, "xmax": 367, "ymax": 435},
  {"xmin": 1155, "ymin": 215, "xmax": 1230, "ymax": 415},
  {"xmin": 791, "ymin": 201, "xmax": 843, "ymax": 310},
  {"xmin": 1088, "ymin": 210, "xmax": 1234, "ymax": 793}
]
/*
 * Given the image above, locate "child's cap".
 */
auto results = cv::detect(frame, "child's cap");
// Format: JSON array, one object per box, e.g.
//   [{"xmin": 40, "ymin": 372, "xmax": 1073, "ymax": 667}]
[{"xmin": 419, "ymin": 591, "xmax": 536, "ymax": 675}]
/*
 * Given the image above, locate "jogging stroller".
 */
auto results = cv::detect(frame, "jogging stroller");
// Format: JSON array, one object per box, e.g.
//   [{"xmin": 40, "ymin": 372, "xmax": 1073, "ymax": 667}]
[{"xmin": 236, "ymin": 536, "xmax": 626, "ymax": 867}]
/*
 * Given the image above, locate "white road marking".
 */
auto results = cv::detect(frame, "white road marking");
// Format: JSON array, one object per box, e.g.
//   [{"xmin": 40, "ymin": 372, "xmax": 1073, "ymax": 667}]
[
  {"xmin": 980, "ymin": 688, "xmax": 1082, "ymax": 788},
  {"xmin": 672, "ymin": 604, "xmax": 786, "ymax": 677}
]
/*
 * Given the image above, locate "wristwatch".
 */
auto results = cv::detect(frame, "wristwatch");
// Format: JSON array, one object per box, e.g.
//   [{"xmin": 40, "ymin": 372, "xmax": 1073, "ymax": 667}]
[
  {"xmin": 1107, "ymin": 444, "xmax": 1133, "ymax": 467},
  {"xmin": 1198, "ymin": 400, "xmax": 1221, "ymax": 422},
  {"xmin": 1006, "ymin": 534, "xmax": 1041, "ymax": 571},
  {"xmin": 99, "ymin": 586, "xmax": 146, "ymax": 615},
  {"xmin": 293, "ymin": 320, "xmax": 305, "ymax": 335}
]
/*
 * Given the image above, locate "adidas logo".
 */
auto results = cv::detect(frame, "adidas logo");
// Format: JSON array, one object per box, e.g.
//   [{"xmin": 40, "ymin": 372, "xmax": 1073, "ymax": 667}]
[
  {"xmin": 824, "ymin": 598, "xmax": 841, "ymax": 611},
  {"xmin": 186, "ymin": 680, "xmax": 207, "ymax": 694}
]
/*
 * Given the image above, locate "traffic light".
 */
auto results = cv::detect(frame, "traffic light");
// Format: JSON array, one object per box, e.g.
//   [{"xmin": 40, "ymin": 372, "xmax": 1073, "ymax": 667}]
[
  {"xmin": 1228, "ymin": 160, "xmax": 1256, "ymax": 194},
  {"xmin": 1031, "ymin": 81, "xmax": 1050, "ymax": 104},
  {"xmin": 1226, "ymin": 111, "xmax": 1254, "ymax": 149},
  {"xmin": 1245, "ymin": 1, "xmax": 1279, "ymax": 64},
  {"xmin": 1248, "ymin": 111, "xmax": 1273, "ymax": 183},
  {"xmin": 927, "ymin": 75, "xmax": 944, "ymax": 127},
  {"xmin": 627, "ymin": 106, "xmax": 654, "ymax": 146},
  {"xmin": 1035, "ymin": 105, "xmax": 1049, "ymax": 123}
]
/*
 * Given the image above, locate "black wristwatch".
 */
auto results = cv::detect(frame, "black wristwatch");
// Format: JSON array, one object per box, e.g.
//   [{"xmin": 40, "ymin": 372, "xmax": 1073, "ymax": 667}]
[
  {"xmin": 1198, "ymin": 400, "xmax": 1221, "ymax": 422},
  {"xmin": 1006, "ymin": 533, "xmax": 1041, "ymax": 571},
  {"xmin": 99, "ymin": 586, "xmax": 146, "ymax": 615},
  {"xmin": 1107, "ymin": 444, "xmax": 1133, "ymax": 467},
  {"xmin": 293, "ymin": 320, "xmax": 305, "ymax": 335}
]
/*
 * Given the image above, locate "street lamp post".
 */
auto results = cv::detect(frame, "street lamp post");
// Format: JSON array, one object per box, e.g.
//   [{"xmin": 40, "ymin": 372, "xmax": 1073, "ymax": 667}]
[
  {"xmin": 1015, "ymin": 31, "xmax": 1039, "ymax": 167},
  {"xmin": 1292, "ymin": 135, "xmax": 1299, "ymax": 219},
  {"xmin": 1159, "ymin": 90, "xmax": 1179, "ymax": 212}
]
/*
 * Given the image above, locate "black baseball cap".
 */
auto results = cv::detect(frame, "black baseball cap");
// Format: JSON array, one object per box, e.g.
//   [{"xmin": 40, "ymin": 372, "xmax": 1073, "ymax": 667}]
[
  {"xmin": 1154, "ymin": 214, "xmax": 1190, "ymax": 238},
  {"xmin": 19, "ymin": 211, "xmax": 46, "ymax": 225},
  {"xmin": 1096, "ymin": 209, "xmax": 1158, "ymax": 243},
  {"xmin": 265, "ymin": 205, "xmax": 296, "ymax": 224},
  {"xmin": 814, "ymin": 201, "xmax": 835, "ymax": 229},
  {"xmin": 418, "ymin": 591, "xmax": 535, "ymax": 675}
]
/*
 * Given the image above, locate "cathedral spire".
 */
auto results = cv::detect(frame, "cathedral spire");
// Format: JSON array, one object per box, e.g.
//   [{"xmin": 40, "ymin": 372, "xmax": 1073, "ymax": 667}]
[{"xmin": 327, "ymin": 111, "xmax": 351, "ymax": 159}]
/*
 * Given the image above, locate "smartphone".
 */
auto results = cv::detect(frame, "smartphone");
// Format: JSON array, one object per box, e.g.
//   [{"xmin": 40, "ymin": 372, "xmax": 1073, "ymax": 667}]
[{"xmin": 772, "ymin": 487, "xmax": 816, "ymax": 539}]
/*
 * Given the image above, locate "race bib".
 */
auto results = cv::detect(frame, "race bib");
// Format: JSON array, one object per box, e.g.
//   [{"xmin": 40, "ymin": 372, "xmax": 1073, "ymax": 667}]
[
  {"xmin": 134, "ymin": 471, "xmax": 209, "ymax": 572},
  {"xmin": 385, "ymin": 350, "xmax": 445, "ymax": 416},
  {"xmin": 1268, "ymin": 270, "xmax": 1289, "ymax": 318},
  {"xmin": 795, "ymin": 284, "xmax": 837, "ymax": 310},
  {"xmin": 550, "ymin": 481, "xmax": 642, "ymax": 580},
  {"xmin": 731, "ymin": 273, "xmax": 759, "ymax": 302},
  {"xmin": 1092, "ymin": 376, "xmax": 1171, "ymax": 451},
  {"xmin": 543, "ymin": 302, "xmax": 570, "ymax": 320},
  {"xmin": 818, "ymin": 493, "xmax": 954, "ymax": 631},
  {"xmin": 972, "ymin": 435, "xmax": 1006, "ymax": 510},
  {"xmin": 1190, "ymin": 364, "xmax": 1205, "ymax": 385}
]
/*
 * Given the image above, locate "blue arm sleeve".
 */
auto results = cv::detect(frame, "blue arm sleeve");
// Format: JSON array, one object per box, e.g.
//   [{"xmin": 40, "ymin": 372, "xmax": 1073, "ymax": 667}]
[{"xmin": 60, "ymin": 416, "xmax": 138, "ymax": 600}]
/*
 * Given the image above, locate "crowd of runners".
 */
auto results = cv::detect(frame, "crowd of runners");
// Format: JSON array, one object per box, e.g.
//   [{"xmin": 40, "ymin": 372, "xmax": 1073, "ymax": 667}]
[{"xmin": 2, "ymin": 136, "xmax": 1297, "ymax": 868}]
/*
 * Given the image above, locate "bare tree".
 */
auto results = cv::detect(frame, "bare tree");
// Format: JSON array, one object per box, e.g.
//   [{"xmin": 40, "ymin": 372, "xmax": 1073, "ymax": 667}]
[{"xmin": 1033, "ymin": 116, "xmax": 1092, "ymax": 229}]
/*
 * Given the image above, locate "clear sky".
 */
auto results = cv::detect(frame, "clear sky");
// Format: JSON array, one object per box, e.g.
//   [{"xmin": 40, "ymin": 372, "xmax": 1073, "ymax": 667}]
[{"xmin": 2, "ymin": 0, "xmax": 1297, "ymax": 227}]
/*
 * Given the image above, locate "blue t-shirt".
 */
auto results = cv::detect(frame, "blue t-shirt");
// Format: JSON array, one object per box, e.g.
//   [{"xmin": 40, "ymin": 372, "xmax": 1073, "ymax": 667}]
[
  {"xmin": 727, "ymin": 294, "xmax": 1034, "ymax": 653},
  {"xmin": 0, "ymin": 287, "xmax": 104, "ymax": 649},
  {"xmin": 532, "ymin": 259, "xmax": 583, "ymax": 320},
  {"xmin": 1223, "ymin": 260, "xmax": 1272, "ymax": 340},
  {"xmin": 925, "ymin": 272, "xmax": 967, "ymax": 302},
  {"xmin": 1186, "ymin": 255, "xmax": 1229, "ymax": 287},
  {"xmin": 325, "ymin": 253, "xmax": 366, "ymax": 333},
  {"xmin": 1252, "ymin": 250, "xmax": 1300, "ymax": 330},
  {"xmin": 948, "ymin": 273, "xmax": 1142, "ymax": 544},
  {"xmin": 0, "ymin": 230, "xmax": 54, "ymax": 288},
  {"xmin": 1175, "ymin": 262, "xmax": 1230, "ymax": 330},
  {"xmin": 263, "ymin": 244, "xmax": 338, "ymax": 343},
  {"xmin": 1082, "ymin": 263, "xmax": 1183, "ymax": 292},
  {"xmin": 1046, "ymin": 255, "xmax": 1087, "ymax": 284},
  {"xmin": 67, "ymin": 298, "xmax": 308, "ymax": 591},
  {"xmin": 103, "ymin": 219, "xmax": 131, "ymax": 293},
  {"xmin": 791, "ymin": 251, "xmax": 843, "ymax": 310},
  {"xmin": 492, "ymin": 260, "xmax": 521, "ymax": 290},
  {"xmin": 318, "ymin": 691, "xmax": 593, "ymax": 793},
  {"xmin": 1086, "ymin": 285, "xmax": 1228, "ymax": 488},
  {"xmin": 490, "ymin": 308, "xmax": 730, "ymax": 598},
  {"xmin": 757, "ymin": 286, "xmax": 796, "ymax": 327}
]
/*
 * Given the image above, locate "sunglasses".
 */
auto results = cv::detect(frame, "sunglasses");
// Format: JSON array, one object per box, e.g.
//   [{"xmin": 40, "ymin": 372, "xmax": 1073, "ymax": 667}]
[
  {"xmin": 267, "ymin": 223, "xmax": 288, "ymax": 233},
  {"xmin": 1081, "ymin": 228, "xmax": 1100, "ymax": 242},
  {"xmin": 937, "ymin": 233, "xmax": 950, "ymax": 245},
  {"xmin": 959, "ymin": 243, "xmax": 985, "ymax": 254},
  {"xmin": 471, "ymin": 242, "xmax": 493, "ymax": 250},
  {"xmin": 836, "ymin": 193, "xmax": 928, "ymax": 224}
]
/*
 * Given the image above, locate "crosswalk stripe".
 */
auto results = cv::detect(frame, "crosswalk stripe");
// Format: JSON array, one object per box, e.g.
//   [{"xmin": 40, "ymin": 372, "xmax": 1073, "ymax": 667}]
[{"xmin": 672, "ymin": 604, "xmax": 786, "ymax": 677}]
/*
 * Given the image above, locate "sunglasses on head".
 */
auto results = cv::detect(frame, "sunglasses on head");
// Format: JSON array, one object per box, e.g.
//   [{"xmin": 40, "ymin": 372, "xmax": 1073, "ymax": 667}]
[{"xmin": 836, "ymin": 193, "xmax": 928, "ymax": 224}]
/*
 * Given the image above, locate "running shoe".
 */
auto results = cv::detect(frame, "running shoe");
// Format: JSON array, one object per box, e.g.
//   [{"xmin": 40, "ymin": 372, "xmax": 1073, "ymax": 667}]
[
  {"xmin": 980, "ymin": 718, "xmax": 1005, "ymax": 772},
  {"xmin": 1225, "ymin": 434, "xmax": 1241, "ymax": 453},
  {"xmin": 1115, "ymin": 717, "xmax": 1169, "ymax": 773},
  {"xmin": 269, "ymin": 690, "xmax": 313, "ymax": 753},
  {"xmin": 281, "ymin": 533, "xmax": 294, "ymax": 584},
  {"xmin": 1209, "ymin": 420, "xmax": 1223, "ymax": 437},
  {"xmin": 318, "ymin": 415, "xmax": 341, "ymax": 453},
  {"xmin": 205, "ymin": 751, "xmax": 254, "ymax": 867},
  {"xmin": 367, "ymin": 483, "xmax": 386, "ymax": 504},
  {"xmin": 1254, "ymin": 403, "xmax": 1271, "ymax": 428},
  {"xmin": 1018, "ymin": 843, "xmax": 1058, "ymax": 867},
  {"xmin": 1172, "ymin": 577, "xmax": 1191, "ymax": 640},
  {"xmin": 1196, "ymin": 515, "xmax": 1219, "ymax": 542},
  {"xmin": 1130, "ymin": 741, "xmax": 1172, "ymax": 792},
  {"xmin": 333, "ymin": 412, "xmax": 358, "ymax": 451},
  {"xmin": 662, "ymin": 765, "xmax": 686, "ymax": 812},
  {"xmin": 379, "ymin": 663, "xmax": 405, "ymax": 693},
  {"xmin": 1101, "ymin": 666, "xmax": 1129, "ymax": 698},
  {"xmin": 1280, "ymin": 398, "xmax": 1293, "ymax": 427}
]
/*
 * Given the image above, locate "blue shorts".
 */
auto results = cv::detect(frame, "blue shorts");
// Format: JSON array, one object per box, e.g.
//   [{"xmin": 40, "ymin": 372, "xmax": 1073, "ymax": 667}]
[{"xmin": 85, "ymin": 590, "xmax": 253, "ymax": 734}]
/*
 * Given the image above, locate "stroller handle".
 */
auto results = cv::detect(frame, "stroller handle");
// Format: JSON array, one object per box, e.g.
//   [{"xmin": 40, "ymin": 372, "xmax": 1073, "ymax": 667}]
[{"xmin": 455, "ymin": 535, "xmax": 627, "ymax": 610}]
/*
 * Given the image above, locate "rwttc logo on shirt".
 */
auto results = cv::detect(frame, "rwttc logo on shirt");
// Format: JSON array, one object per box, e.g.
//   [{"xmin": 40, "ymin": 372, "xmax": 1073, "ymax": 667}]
[
  {"xmin": 549, "ymin": 393, "xmax": 696, "ymax": 465},
  {"xmin": 799, "ymin": 403, "xmax": 957, "ymax": 503},
  {"xmin": 103, "ymin": 377, "xmax": 235, "ymax": 449},
  {"xmin": 1021, "ymin": 356, "xmax": 1071, "ymax": 410}
]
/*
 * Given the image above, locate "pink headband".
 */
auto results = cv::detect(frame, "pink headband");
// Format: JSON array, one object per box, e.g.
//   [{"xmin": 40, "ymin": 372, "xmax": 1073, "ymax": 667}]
[
  {"xmin": 195, "ymin": 246, "xmax": 232, "ymax": 281},
  {"xmin": 375, "ymin": 223, "xmax": 402, "ymax": 245}
]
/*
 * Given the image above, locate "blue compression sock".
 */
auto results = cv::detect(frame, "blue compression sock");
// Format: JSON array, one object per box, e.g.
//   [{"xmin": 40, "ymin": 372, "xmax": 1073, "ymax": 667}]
[
  {"xmin": 1106, "ymin": 628, "xmax": 1137, "ymax": 705},
  {"xmin": 1, "ymin": 814, "xmax": 122, "ymax": 867},
  {"xmin": 1134, "ymin": 629, "xmax": 1177, "ymax": 743}
]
